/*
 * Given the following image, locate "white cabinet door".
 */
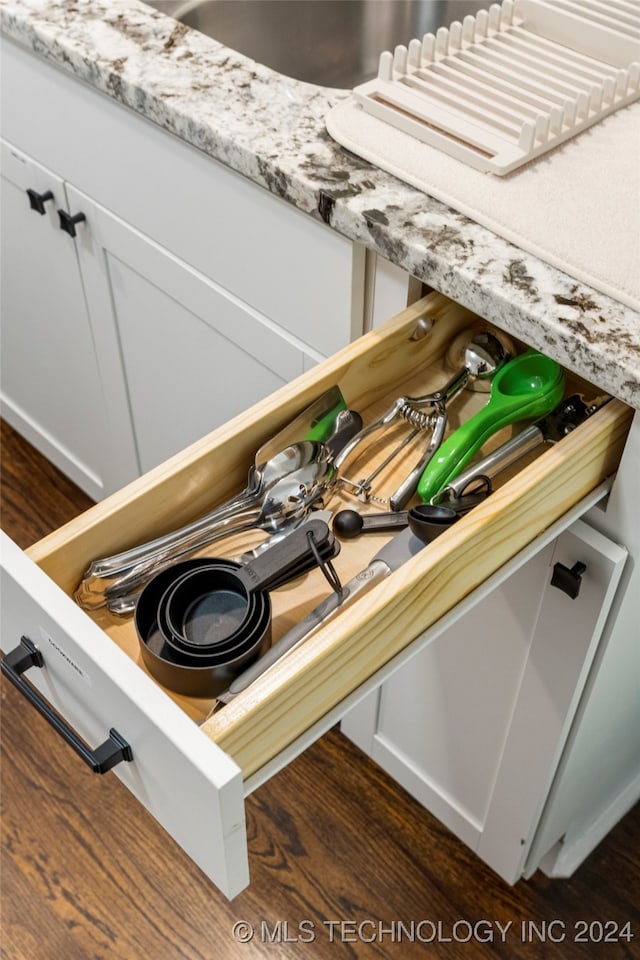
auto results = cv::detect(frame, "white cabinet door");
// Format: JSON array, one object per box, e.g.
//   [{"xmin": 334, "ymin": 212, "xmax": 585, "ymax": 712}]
[
  {"xmin": 341, "ymin": 519, "xmax": 627, "ymax": 883},
  {"xmin": 1, "ymin": 36, "xmax": 364, "ymax": 363},
  {"xmin": 0, "ymin": 140, "xmax": 115, "ymax": 500},
  {"xmin": 70, "ymin": 185, "xmax": 320, "ymax": 475},
  {"xmin": 525, "ymin": 419, "xmax": 640, "ymax": 878}
]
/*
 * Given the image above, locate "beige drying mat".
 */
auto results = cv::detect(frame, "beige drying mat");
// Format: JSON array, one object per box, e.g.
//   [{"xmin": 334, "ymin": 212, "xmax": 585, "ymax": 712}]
[{"xmin": 326, "ymin": 98, "xmax": 640, "ymax": 311}]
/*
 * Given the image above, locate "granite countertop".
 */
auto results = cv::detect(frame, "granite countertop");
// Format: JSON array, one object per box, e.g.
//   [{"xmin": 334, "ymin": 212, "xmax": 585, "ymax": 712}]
[{"xmin": 2, "ymin": 0, "xmax": 639, "ymax": 409}]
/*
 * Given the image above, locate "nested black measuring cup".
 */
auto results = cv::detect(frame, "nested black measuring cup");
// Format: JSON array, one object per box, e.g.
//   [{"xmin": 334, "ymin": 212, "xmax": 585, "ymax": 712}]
[
  {"xmin": 163, "ymin": 518, "xmax": 338, "ymax": 652},
  {"xmin": 135, "ymin": 519, "xmax": 339, "ymax": 696},
  {"xmin": 135, "ymin": 558, "xmax": 272, "ymax": 697}
]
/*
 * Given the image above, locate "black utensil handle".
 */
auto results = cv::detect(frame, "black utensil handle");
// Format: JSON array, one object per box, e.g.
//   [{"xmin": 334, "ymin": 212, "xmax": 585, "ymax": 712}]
[
  {"xmin": 236, "ymin": 518, "xmax": 334, "ymax": 593},
  {"xmin": 333, "ymin": 509, "xmax": 409, "ymax": 539},
  {"xmin": 265, "ymin": 535, "xmax": 340, "ymax": 592},
  {"xmin": 1, "ymin": 636, "xmax": 133, "ymax": 775}
]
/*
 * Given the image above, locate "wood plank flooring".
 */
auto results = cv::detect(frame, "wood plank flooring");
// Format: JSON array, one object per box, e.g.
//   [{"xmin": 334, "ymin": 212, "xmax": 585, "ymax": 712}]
[{"xmin": 1, "ymin": 419, "xmax": 638, "ymax": 960}]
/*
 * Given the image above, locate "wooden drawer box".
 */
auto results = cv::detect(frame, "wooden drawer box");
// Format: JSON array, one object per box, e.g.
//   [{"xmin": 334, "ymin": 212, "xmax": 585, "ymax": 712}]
[{"xmin": 1, "ymin": 293, "xmax": 633, "ymax": 898}]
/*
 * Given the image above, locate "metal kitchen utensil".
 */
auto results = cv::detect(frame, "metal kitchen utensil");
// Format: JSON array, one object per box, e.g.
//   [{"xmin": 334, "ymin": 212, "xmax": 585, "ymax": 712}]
[
  {"xmin": 321, "ymin": 409, "xmax": 363, "ymax": 458},
  {"xmin": 333, "ymin": 332, "xmax": 506, "ymax": 507},
  {"xmin": 75, "ymin": 386, "xmax": 351, "ymax": 610},
  {"xmin": 417, "ymin": 351, "xmax": 565, "ymax": 503},
  {"xmin": 255, "ymin": 385, "xmax": 348, "ymax": 463},
  {"xmin": 388, "ymin": 332, "xmax": 506, "ymax": 510},
  {"xmin": 338, "ymin": 423, "xmax": 426, "ymax": 504},
  {"xmin": 211, "ymin": 524, "xmax": 428, "ymax": 709},
  {"xmin": 333, "ymin": 483, "xmax": 492, "ymax": 539},
  {"xmin": 76, "ymin": 441, "xmax": 334, "ymax": 609},
  {"xmin": 434, "ymin": 394, "xmax": 606, "ymax": 502},
  {"xmin": 107, "ymin": 510, "xmax": 335, "ymax": 616}
]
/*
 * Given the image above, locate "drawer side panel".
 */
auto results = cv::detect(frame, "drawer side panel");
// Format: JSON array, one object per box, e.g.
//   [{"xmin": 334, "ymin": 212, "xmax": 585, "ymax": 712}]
[{"xmin": 204, "ymin": 399, "xmax": 632, "ymax": 777}]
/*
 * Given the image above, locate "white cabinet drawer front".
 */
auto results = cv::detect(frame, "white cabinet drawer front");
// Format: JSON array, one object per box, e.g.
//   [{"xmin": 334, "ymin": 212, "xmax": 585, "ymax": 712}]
[
  {"xmin": 0, "ymin": 535, "xmax": 248, "ymax": 899},
  {"xmin": 478, "ymin": 521, "xmax": 628, "ymax": 881},
  {"xmin": 2, "ymin": 293, "xmax": 632, "ymax": 897}
]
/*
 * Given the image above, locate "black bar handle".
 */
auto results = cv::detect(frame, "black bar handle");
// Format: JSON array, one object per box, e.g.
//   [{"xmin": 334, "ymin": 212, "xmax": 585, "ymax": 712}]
[
  {"xmin": 1, "ymin": 636, "xmax": 133, "ymax": 774},
  {"xmin": 58, "ymin": 209, "xmax": 86, "ymax": 237},
  {"xmin": 26, "ymin": 188, "xmax": 54, "ymax": 215}
]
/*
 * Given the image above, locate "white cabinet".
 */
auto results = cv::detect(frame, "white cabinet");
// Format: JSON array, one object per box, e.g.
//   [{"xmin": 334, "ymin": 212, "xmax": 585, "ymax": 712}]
[
  {"xmin": 0, "ymin": 141, "xmax": 122, "ymax": 500},
  {"xmin": 525, "ymin": 422, "xmax": 640, "ymax": 879},
  {"xmin": 341, "ymin": 519, "xmax": 627, "ymax": 883},
  {"xmin": 0, "ymin": 138, "xmax": 333, "ymax": 490},
  {"xmin": 0, "ymin": 37, "xmax": 365, "ymax": 494},
  {"xmin": 339, "ymin": 417, "xmax": 640, "ymax": 886},
  {"xmin": 69, "ymin": 184, "xmax": 323, "ymax": 474},
  {"xmin": 1, "ymin": 36, "xmax": 637, "ymax": 901},
  {"xmin": 1, "ymin": 534, "xmax": 249, "ymax": 895},
  {"xmin": 364, "ymin": 249, "xmax": 424, "ymax": 332}
]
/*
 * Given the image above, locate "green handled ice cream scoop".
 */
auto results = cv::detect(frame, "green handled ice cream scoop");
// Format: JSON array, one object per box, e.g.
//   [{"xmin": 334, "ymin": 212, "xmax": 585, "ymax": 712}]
[{"xmin": 417, "ymin": 350, "xmax": 565, "ymax": 503}]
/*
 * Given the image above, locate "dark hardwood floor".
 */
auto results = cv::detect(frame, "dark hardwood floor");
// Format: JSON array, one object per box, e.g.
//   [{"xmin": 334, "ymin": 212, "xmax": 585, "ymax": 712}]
[{"xmin": 1, "ymin": 418, "xmax": 638, "ymax": 960}]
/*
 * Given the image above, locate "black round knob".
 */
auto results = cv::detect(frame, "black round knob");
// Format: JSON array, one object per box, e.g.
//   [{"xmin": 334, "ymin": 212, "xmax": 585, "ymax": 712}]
[
  {"xmin": 26, "ymin": 188, "xmax": 54, "ymax": 215},
  {"xmin": 333, "ymin": 510, "xmax": 364, "ymax": 539},
  {"xmin": 58, "ymin": 209, "xmax": 86, "ymax": 238}
]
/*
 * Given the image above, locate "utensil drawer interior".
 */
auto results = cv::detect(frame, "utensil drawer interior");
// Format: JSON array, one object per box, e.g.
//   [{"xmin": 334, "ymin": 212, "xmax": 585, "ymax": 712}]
[{"xmin": 1, "ymin": 292, "xmax": 632, "ymax": 897}]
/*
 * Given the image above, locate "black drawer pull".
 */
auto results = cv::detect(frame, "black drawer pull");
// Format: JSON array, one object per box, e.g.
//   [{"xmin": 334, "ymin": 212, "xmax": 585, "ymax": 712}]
[
  {"xmin": 550, "ymin": 560, "xmax": 587, "ymax": 599},
  {"xmin": 1, "ymin": 636, "xmax": 133, "ymax": 774},
  {"xmin": 58, "ymin": 209, "xmax": 86, "ymax": 237},
  {"xmin": 26, "ymin": 188, "xmax": 54, "ymax": 215}
]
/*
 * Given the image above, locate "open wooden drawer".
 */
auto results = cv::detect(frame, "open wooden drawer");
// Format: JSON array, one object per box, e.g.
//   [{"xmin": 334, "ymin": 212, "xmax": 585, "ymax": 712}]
[{"xmin": 1, "ymin": 293, "xmax": 633, "ymax": 898}]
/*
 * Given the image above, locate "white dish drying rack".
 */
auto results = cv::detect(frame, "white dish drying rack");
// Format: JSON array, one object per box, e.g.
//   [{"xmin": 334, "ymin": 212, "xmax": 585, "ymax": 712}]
[{"xmin": 352, "ymin": 0, "xmax": 640, "ymax": 175}]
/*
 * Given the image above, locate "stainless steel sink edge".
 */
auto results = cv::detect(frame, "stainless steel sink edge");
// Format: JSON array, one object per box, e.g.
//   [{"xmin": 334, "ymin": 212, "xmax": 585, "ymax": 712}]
[{"xmin": 143, "ymin": 0, "xmax": 489, "ymax": 90}]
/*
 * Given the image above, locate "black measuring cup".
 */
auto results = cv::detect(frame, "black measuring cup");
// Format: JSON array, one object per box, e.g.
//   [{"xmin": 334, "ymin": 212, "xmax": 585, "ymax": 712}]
[
  {"xmin": 135, "ymin": 519, "xmax": 338, "ymax": 696},
  {"xmin": 162, "ymin": 518, "xmax": 337, "ymax": 651},
  {"xmin": 135, "ymin": 558, "xmax": 264, "ymax": 697}
]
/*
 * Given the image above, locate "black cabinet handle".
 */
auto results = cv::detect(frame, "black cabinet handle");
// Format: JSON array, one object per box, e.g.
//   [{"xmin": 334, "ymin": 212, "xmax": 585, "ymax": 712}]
[
  {"xmin": 550, "ymin": 561, "xmax": 587, "ymax": 599},
  {"xmin": 26, "ymin": 188, "xmax": 54, "ymax": 215},
  {"xmin": 1, "ymin": 636, "xmax": 133, "ymax": 775},
  {"xmin": 58, "ymin": 209, "xmax": 86, "ymax": 237}
]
